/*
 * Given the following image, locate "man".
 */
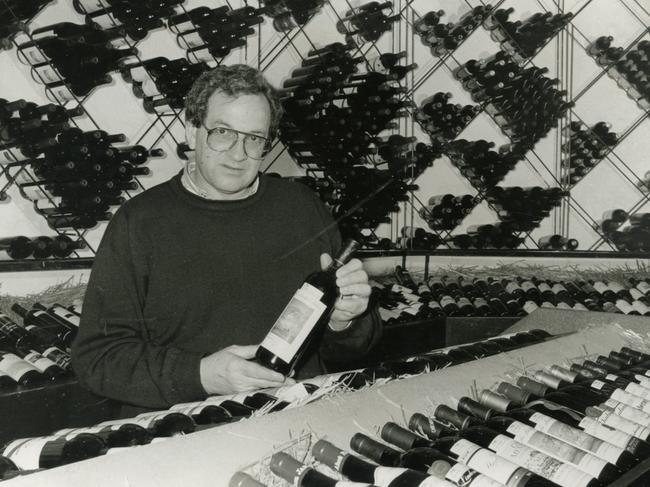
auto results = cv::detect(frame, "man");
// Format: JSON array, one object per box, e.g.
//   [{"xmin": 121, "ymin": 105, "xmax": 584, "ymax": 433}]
[{"xmin": 72, "ymin": 64, "xmax": 381, "ymax": 414}]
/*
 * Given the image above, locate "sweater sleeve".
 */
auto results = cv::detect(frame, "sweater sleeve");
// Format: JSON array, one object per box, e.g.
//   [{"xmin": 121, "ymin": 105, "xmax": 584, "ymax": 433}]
[{"xmin": 71, "ymin": 208, "xmax": 207, "ymax": 409}]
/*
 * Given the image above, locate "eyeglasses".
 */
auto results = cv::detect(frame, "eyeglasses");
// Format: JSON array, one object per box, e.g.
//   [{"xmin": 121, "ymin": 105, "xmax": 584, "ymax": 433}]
[{"xmin": 203, "ymin": 124, "xmax": 270, "ymax": 161}]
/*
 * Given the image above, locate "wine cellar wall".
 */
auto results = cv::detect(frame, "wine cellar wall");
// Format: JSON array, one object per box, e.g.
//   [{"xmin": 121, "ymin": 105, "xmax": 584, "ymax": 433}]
[{"xmin": 0, "ymin": 0, "xmax": 649, "ymax": 260}]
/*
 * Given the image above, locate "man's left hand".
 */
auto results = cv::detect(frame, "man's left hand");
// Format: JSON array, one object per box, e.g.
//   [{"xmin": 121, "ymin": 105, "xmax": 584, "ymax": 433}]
[{"xmin": 321, "ymin": 254, "xmax": 371, "ymax": 330}]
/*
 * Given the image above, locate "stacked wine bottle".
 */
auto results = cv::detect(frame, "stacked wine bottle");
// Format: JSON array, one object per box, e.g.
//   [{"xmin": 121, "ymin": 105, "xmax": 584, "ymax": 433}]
[
  {"xmin": 456, "ymin": 52, "xmax": 574, "ymax": 147},
  {"xmin": 0, "ymin": 0, "xmax": 52, "ymax": 51},
  {"xmin": 563, "ymin": 121, "xmax": 618, "ymax": 186},
  {"xmin": 415, "ymin": 5, "xmax": 493, "ymax": 57},
  {"xmin": 169, "ymin": 5, "xmax": 264, "ymax": 62},
  {"xmin": 588, "ymin": 36, "xmax": 650, "ymax": 110},
  {"xmin": 72, "ymin": 0, "xmax": 178, "ymax": 41},
  {"xmin": 240, "ymin": 344, "xmax": 650, "ymax": 487},
  {"xmin": 372, "ymin": 266, "xmax": 650, "ymax": 325},
  {"xmin": 603, "ymin": 211, "xmax": 650, "ymax": 253},
  {"xmin": 416, "ymin": 92, "xmax": 480, "ymax": 142},
  {"xmin": 485, "ymin": 8, "xmax": 574, "ymax": 62},
  {"xmin": 336, "ymin": 1, "xmax": 399, "ymax": 46}
]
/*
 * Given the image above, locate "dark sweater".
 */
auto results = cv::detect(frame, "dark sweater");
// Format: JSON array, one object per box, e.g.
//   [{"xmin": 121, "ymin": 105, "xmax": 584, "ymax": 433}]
[{"xmin": 71, "ymin": 172, "xmax": 381, "ymax": 411}]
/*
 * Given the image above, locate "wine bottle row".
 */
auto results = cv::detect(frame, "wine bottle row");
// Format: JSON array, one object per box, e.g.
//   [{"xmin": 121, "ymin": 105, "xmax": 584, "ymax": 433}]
[
  {"xmin": 73, "ymin": 0, "xmax": 180, "ymax": 43},
  {"xmin": 373, "ymin": 268, "xmax": 650, "ymax": 324},
  {"xmin": 485, "ymin": 186, "xmax": 565, "ymax": 232},
  {"xmin": 237, "ymin": 343, "xmax": 650, "ymax": 487},
  {"xmin": 415, "ymin": 6, "xmax": 493, "ymax": 57},
  {"xmin": 588, "ymin": 36, "xmax": 650, "ymax": 110},
  {"xmin": 416, "ymin": 92, "xmax": 480, "ymax": 142},
  {"xmin": 336, "ymin": 1, "xmax": 398, "ymax": 46},
  {"xmin": 485, "ymin": 8, "xmax": 574, "ymax": 62},
  {"xmin": 563, "ymin": 121, "xmax": 618, "ymax": 186},
  {"xmin": 606, "ymin": 212, "xmax": 650, "ymax": 253},
  {"xmin": 455, "ymin": 52, "xmax": 573, "ymax": 146},
  {"xmin": 0, "ymin": 235, "xmax": 83, "ymax": 260}
]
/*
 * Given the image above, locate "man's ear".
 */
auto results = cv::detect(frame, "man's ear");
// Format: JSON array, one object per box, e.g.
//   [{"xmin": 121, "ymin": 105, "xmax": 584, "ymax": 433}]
[{"xmin": 185, "ymin": 121, "xmax": 198, "ymax": 150}]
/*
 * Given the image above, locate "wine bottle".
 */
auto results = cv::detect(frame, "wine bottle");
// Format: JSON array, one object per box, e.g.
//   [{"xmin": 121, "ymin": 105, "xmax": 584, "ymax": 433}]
[
  {"xmin": 168, "ymin": 402, "xmax": 232, "ymax": 426},
  {"xmin": 435, "ymin": 405, "xmax": 620, "ymax": 483},
  {"xmin": 99, "ymin": 411, "xmax": 195, "ymax": 439},
  {"xmin": 12, "ymin": 303, "xmax": 77, "ymax": 348},
  {"xmin": 255, "ymin": 239, "xmax": 359, "ymax": 375},
  {"xmin": 53, "ymin": 423, "xmax": 148, "ymax": 448},
  {"xmin": 2, "ymin": 433, "xmax": 105, "ymax": 470},
  {"xmin": 312, "ymin": 439, "xmax": 456, "ymax": 486},
  {"xmin": 0, "ymin": 236, "xmax": 33, "ymax": 259},
  {"xmin": 0, "ymin": 351, "xmax": 44, "ymax": 386}
]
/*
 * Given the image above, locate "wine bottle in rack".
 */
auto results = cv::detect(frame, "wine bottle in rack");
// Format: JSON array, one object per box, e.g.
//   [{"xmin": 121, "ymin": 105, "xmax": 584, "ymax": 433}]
[
  {"xmin": 0, "ymin": 236, "xmax": 33, "ymax": 260},
  {"xmin": 1, "ymin": 433, "xmax": 105, "ymax": 470}
]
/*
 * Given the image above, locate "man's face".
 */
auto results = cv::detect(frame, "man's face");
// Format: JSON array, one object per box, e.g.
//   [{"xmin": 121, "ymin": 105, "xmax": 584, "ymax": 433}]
[{"xmin": 186, "ymin": 90, "xmax": 271, "ymax": 199}]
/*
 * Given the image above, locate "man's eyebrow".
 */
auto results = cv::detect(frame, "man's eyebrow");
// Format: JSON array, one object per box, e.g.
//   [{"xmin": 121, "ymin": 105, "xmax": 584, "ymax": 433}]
[{"xmin": 208, "ymin": 120, "xmax": 267, "ymax": 136}]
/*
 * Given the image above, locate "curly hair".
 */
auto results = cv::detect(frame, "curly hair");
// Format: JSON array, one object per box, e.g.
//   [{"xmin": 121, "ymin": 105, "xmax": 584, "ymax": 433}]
[{"xmin": 184, "ymin": 64, "xmax": 283, "ymax": 139}]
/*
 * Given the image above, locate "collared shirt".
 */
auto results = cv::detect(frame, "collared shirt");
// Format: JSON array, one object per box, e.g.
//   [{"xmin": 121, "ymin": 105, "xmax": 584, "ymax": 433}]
[{"xmin": 180, "ymin": 161, "xmax": 259, "ymax": 200}]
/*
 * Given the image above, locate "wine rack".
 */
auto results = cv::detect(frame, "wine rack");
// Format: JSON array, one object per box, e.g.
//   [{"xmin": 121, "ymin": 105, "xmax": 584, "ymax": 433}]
[{"xmin": 0, "ymin": 0, "xmax": 648, "ymax": 269}]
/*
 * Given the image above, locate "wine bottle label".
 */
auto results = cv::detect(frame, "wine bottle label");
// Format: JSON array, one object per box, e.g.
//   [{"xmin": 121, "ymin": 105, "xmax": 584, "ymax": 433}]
[
  {"xmin": 445, "ymin": 463, "xmax": 503, "ymax": 487},
  {"xmin": 505, "ymin": 422, "xmax": 609, "ymax": 477},
  {"xmin": 259, "ymin": 285, "xmax": 327, "ymax": 363},
  {"xmin": 591, "ymin": 380, "xmax": 606, "ymax": 390},
  {"xmin": 505, "ymin": 282, "xmax": 523, "ymax": 294},
  {"xmin": 573, "ymin": 303, "xmax": 588, "ymax": 311},
  {"xmin": 51, "ymin": 307, "xmax": 80, "ymax": 327},
  {"xmin": 415, "ymin": 476, "xmax": 456, "ymax": 487},
  {"xmin": 552, "ymin": 283, "xmax": 568, "ymax": 294},
  {"xmin": 634, "ymin": 374, "xmax": 650, "ymax": 389},
  {"xmin": 20, "ymin": 185, "xmax": 51, "ymax": 201},
  {"xmin": 533, "ymin": 370, "xmax": 563, "ymax": 389},
  {"xmin": 43, "ymin": 347, "xmax": 71, "ymax": 370},
  {"xmin": 178, "ymin": 31, "xmax": 204, "ymax": 49},
  {"xmin": 3, "ymin": 437, "xmax": 50, "ymax": 470},
  {"xmin": 529, "ymin": 413, "xmax": 624, "ymax": 464},
  {"xmin": 101, "ymin": 411, "xmax": 176, "ymax": 429},
  {"xmin": 487, "ymin": 435, "xmax": 595, "ymax": 487},
  {"xmin": 391, "ymin": 284, "xmax": 413, "ymax": 294},
  {"xmin": 593, "ymin": 282, "xmax": 609, "ymax": 294},
  {"xmin": 76, "ymin": 0, "xmax": 105, "ymax": 12},
  {"xmin": 46, "ymin": 84, "xmax": 75, "ymax": 103},
  {"xmin": 523, "ymin": 301, "xmax": 538, "ymax": 314},
  {"xmin": 23, "ymin": 351, "xmax": 57, "ymax": 373},
  {"xmin": 55, "ymin": 425, "xmax": 106, "ymax": 441},
  {"xmin": 636, "ymin": 281, "xmax": 650, "ymax": 294},
  {"xmin": 556, "ymin": 302, "xmax": 572, "ymax": 309},
  {"xmin": 520, "ymin": 282, "xmax": 537, "ymax": 293},
  {"xmin": 403, "ymin": 304, "xmax": 423, "ymax": 316},
  {"xmin": 450, "ymin": 440, "xmax": 521, "ymax": 485},
  {"xmin": 169, "ymin": 404, "xmax": 204, "ymax": 416},
  {"xmin": 402, "ymin": 292, "xmax": 421, "ymax": 304},
  {"xmin": 591, "ymin": 408, "xmax": 650, "ymax": 439},
  {"xmin": 378, "ymin": 308, "xmax": 399, "ymax": 322},
  {"xmin": 624, "ymin": 382, "xmax": 650, "ymax": 399},
  {"xmin": 141, "ymin": 78, "xmax": 161, "ymax": 98},
  {"xmin": 548, "ymin": 365, "xmax": 578, "ymax": 383},
  {"xmin": 630, "ymin": 288, "xmax": 645, "ymax": 300},
  {"xmin": 610, "ymin": 388, "xmax": 650, "ymax": 412},
  {"xmin": 0, "ymin": 149, "xmax": 18, "ymax": 165},
  {"xmin": 537, "ymin": 282, "xmax": 552, "ymax": 293},
  {"xmin": 607, "ymin": 282, "xmax": 625, "ymax": 293},
  {"xmin": 616, "ymin": 300, "xmax": 635, "ymax": 314},
  {"xmin": 0, "ymin": 353, "xmax": 40, "ymax": 382},
  {"xmin": 579, "ymin": 417, "xmax": 639, "ymax": 449},
  {"xmin": 31, "ymin": 63, "xmax": 64, "ymax": 84},
  {"xmin": 604, "ymin": 399, "xmax": 650, "ymax": 425},
  {"xmin": 440, "ymin": 296, "xmax": 456, "ymax": 307},
  {"xmin": 19, "ymin": 45, "xmax": 49, "ymax": 65},
  {"xmin": 632, "ymin": 301, "xmax": 650, "ymax": 314}
]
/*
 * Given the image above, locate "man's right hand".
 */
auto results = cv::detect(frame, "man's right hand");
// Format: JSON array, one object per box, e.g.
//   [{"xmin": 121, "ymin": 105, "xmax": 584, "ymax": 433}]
[{"xmin": 199, "ymin": 344, "xmax": 294, "ymax": 396}]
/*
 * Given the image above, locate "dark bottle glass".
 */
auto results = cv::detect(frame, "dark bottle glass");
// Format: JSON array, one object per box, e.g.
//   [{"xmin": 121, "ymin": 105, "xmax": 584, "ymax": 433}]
[
  {"xmin": 256, "ymin": 240, "xmax": 359, "ymax": 375},
  {"xmin": 229, "ymin": 472, "xmax": 266, "ymax": 487},
  {"xmin": 1, "ymin": 433, "xmax": 104, "ymax": 470},
  {"xmin": 54, "ymin": 423, "xmax": 148, "ymax": 448},
  {"xmin": 312, "ymin": 438, "xmax": 454, "ymax": 486},
  {"xmin": 0, "ymin": 236, "xmax": 33, "ymax": 259},
  {"xmin": 12, "ymin": 303, "xmax": 76, "ymax": 347}
]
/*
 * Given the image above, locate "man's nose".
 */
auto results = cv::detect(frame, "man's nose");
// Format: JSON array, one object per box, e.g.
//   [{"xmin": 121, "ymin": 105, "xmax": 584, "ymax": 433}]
[{"xmin": 229, "ymin": 136, "xmax": 247, "ymax": 162}]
